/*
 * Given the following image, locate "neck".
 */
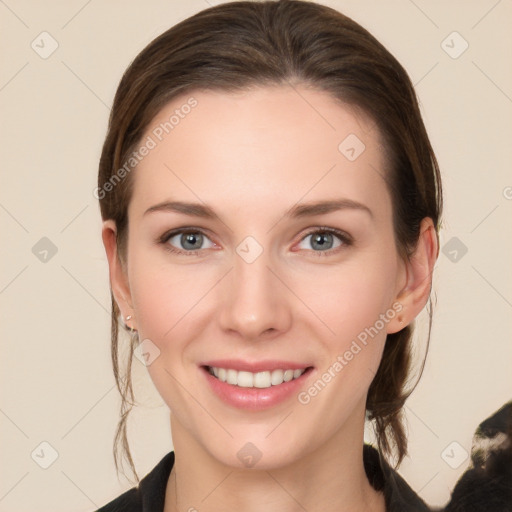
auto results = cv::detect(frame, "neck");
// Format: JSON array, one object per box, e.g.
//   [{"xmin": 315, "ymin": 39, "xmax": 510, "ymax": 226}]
[{"xmin": 163, "ymin": 411, "xmax": 385, "ymax": 512}]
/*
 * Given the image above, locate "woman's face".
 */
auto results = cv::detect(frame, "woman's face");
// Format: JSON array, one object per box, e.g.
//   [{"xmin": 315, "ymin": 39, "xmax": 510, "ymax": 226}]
[{"xmin": 114, "ymin": 85, "xmax": 409, "ymax": 469}]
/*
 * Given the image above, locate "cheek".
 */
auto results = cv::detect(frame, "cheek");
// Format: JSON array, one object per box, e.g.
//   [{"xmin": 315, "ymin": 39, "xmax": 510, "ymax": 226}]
[
  {"xmin": 289, "ymin": 249, "xmax": 399, "ymax": 405},
  {"xmin": 292, "ymin": 254, "xmax": 399, "ymax": 347},
  {"xmin": 294, "ymin": 263, "xmax": 396, "ymax": 424},
  {"xmin": 127, "ymin": 257, "xmax": 211, "ymax": 420},
  {"xmin": 130, "ymin": 264, "xmax": 211, "ymax": 343},
  {"xmin": 126, "ymin": 231, "xmax": 216, "ymax": 336}
]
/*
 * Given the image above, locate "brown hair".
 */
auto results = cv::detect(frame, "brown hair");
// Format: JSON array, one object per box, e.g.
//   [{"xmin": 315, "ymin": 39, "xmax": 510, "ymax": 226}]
[{"xmin": 98, "ymin": 0, "xmax": 442, "ymax": 483}]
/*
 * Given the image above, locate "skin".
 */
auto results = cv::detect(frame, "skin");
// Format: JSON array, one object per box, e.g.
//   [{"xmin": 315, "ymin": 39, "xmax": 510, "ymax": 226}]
[{"xmin": 102, "ymin": 85, "xmax": 438, "ymax": 512}]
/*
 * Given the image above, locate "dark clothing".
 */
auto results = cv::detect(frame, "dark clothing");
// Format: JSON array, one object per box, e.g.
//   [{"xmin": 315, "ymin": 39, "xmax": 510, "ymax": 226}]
[
  {"xmin": 96, "ymin": 401, "xmax": 512, "ymax": 512},
  {"xmin": 96, "ymin": 450, "xmax": 174, "ymax": 512},
  {"xmin": 96, "ymin": 444, "xmax": 430, "ymax": 512}
]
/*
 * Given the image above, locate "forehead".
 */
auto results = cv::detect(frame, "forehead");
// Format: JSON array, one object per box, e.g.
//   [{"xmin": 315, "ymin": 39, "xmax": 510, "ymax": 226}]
[{"xmin": 129, "ymin": 85, "xmax": 391, "ymax": 225}]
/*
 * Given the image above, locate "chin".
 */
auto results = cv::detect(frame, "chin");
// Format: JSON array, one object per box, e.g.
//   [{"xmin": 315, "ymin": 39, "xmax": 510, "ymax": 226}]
[{"xmin": 200, "ymin": 431, "xmax": 309, "ymax": 471}]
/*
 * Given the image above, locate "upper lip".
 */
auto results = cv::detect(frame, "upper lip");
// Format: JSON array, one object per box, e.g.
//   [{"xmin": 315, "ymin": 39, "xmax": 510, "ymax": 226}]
[{"xmin": 200, "ymin": 359, "xmax": 313, "ymax": 373}]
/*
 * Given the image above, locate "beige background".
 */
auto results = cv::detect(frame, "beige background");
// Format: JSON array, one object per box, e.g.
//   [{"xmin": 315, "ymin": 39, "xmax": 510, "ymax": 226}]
[{"xmin": 1, "ymin": 0, "xmax": 511, "ymax": 510}]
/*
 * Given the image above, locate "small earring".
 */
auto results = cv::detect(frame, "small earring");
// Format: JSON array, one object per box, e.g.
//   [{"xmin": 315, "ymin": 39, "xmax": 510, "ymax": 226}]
[{"xmin": 121, "ymin": 314, "xmax": 137, "ymax": 334}]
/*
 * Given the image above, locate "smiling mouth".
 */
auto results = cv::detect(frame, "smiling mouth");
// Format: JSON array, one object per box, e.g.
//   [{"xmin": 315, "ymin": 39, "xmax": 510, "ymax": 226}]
[{"xmin": 203, "ymin": 365, "xmax": 313, "ymax": 388}]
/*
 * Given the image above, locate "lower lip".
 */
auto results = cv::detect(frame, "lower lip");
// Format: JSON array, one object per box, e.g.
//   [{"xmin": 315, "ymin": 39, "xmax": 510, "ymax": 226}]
[{"xmin": 200, "ymin": 366, "xmax": 314, "ymax": 411}]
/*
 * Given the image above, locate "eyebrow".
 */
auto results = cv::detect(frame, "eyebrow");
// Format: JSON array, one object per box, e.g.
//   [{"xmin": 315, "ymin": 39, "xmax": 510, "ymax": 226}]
[{"xmin": 144, "ymin": 198, "xmax": 373, "ymax": 220}]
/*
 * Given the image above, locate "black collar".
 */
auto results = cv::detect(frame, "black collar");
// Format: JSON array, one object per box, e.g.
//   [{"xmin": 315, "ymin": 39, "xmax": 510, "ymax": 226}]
[{"xmin": 98, "ymin": 445, "xmax": 430, "ymax": 511}]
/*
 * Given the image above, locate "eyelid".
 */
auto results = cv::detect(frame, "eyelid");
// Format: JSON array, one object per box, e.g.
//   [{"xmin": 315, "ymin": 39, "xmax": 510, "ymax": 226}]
[
  {"xmin": 159, "ymin": 225, "xmax": 213, "ymax": 239},
  {"xmin": 158, "ymin": 226, "xmax": 353, "ymax": 255},
  {"xmin": 158, "ymin": 227, "xmax": 217, "ymax": 254},
  {"xmin": 294, "ymin": 226, "xmax": 353, "ymax": 254}
]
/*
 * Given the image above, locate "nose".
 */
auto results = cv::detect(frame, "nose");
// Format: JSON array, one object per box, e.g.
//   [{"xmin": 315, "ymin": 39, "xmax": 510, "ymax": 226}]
[{"xmin": 217, "ymin": 245, "xmax": 292, "ymax": 341}]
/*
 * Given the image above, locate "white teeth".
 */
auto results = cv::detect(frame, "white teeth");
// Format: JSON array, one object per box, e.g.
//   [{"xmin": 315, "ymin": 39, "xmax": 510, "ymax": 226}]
[
  {"xmin": 283, "ymin": 369, "xmax": 294, "ymax": 382},
  {"xmin": 253, "ymin": 371, "xmax": 270, "ymax": 388},
  {"xmin": 226, "ymin": 369, "xmax": 237, "ymax": 385},
  {"xmin": 237, "ymin": 371, "xmax": 253, "ymax": 388},
  {"xmin": 208, "ymin": 366, "xmax": 307, "ymax": 388},
  {"xmin": 271, "ymin": 369, "xmax": 284, "ymax": 385}
]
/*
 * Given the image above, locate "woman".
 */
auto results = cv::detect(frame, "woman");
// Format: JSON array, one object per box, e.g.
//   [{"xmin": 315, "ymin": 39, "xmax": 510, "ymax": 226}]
[{"xmin": 96, "ymin": 0, "xmax": 442, "ymax": 510}]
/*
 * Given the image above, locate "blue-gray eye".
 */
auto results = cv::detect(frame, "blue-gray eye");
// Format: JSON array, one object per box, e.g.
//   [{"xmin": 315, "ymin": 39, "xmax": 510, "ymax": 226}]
[
  {"xmin": 297, "ymin": 230, "xmax": 347, "ymax": 252},
  {"xmin": 166, "ymin": 231, "xmax": 215, "ymax": 252}
]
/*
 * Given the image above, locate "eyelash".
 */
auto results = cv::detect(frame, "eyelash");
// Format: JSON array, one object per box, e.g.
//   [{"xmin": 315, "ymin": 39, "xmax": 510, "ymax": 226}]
[{"xmin": 158, "ymin": 226, "xmax": 353, "ymax": 257}]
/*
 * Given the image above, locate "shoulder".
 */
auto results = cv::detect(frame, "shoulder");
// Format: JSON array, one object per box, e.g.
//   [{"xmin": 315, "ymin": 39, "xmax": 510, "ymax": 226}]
[
  {"xmin": 94, "ymin": 402, "xmax": 512, "ymax": 512},
  {"xmin": 364, "ymin": 444, "xmax": 431, "ymax": 511},
  {"xmin": 95, "ymin": 487, "xmax": 140, "ymax": 512},
  {"xmin": 444, "ymin": 400, "xmax": 512, "ymax": 512},
  {"xmin": 365, "ymin": 400, "xmax": 512, "ymax": 511},
  {"xmin": 98, "ymin": 446, "xmax": 430, "ymax": 511},
  {"xmin": 95, "ymin": 451, "xmax": 175, "ymax": 512}
]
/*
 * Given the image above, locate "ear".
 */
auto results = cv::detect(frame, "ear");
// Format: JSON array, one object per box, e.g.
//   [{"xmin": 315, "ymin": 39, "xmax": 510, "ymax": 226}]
[
  {"xmin": 102, "ymin": 220, "xmax": 136, "ymax": 329},
  {"xmin": 386, "ymin": 217, "xmax": 439, "ymax": 334}
]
